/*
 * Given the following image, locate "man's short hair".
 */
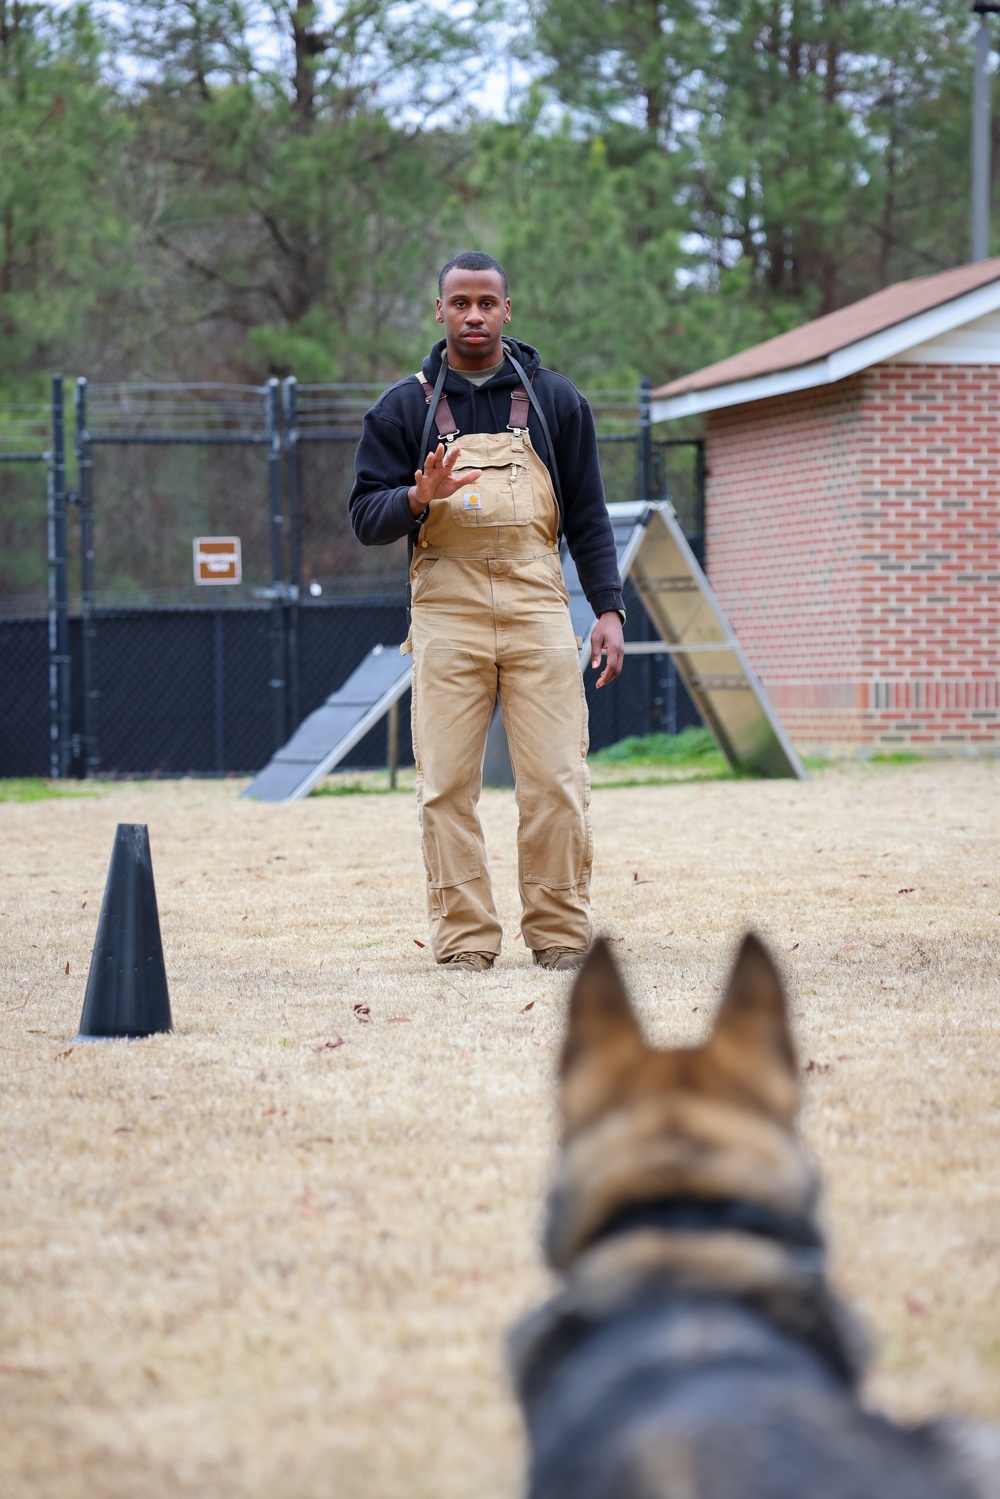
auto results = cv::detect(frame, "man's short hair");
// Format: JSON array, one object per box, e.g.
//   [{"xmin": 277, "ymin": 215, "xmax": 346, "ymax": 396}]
[{"xmin": 438, "ymin": 251, "xmax": 508, "ymax": 296}]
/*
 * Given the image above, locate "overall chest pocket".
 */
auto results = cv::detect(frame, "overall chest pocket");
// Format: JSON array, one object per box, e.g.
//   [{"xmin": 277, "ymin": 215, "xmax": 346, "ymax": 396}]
[{"xmin": 450, "ymin": 432, "xmax": 535, "ymax": 527}]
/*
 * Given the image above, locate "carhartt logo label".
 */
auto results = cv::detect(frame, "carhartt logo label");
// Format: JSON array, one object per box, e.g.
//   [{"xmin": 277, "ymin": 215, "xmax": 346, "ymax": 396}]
[{"xmin": 463, "ymin": 491, "xmax": 482, "ymax": 511}]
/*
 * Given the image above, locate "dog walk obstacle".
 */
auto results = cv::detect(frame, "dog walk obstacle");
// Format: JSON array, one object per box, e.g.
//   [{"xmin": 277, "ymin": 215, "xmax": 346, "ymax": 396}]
[
  {"xmin": 244, "ymin": 502, "xmax": 804, "ymax": 803},
  {"xmin": 591, "ymin": 502, "xmax": 806, "ymax": 781},
  {"xmin": 75, "ymin": 823, "xmax": 173, "ymax": 1041}
]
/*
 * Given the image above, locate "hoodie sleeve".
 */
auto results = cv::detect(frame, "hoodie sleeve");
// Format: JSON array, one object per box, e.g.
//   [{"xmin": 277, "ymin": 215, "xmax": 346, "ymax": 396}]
[
  {"xmin": 348, "ymin": 402, "xmax": 420, "ymax": 546},
  {"xmin": 554, "ymin": 395, "xmax": 625, "ymax": 618}
]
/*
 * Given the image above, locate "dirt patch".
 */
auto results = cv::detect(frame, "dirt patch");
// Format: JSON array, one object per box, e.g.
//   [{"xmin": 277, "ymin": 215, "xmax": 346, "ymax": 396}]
[{"xmin": 1, "ymin": 761, "xmax": 998, "ymax": 1497}]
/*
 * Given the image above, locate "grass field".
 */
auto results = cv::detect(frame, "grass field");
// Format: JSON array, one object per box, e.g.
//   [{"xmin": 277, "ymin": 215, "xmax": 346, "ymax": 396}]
[{"xmin": 1, "ymin": 759, "xmax": 999, "ymax": 1498}]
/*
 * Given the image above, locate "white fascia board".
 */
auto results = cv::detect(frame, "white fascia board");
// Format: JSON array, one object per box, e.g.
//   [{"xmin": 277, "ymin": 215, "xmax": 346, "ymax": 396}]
[{"xmin": 651, "ymin": 276, "xmax": 1000, "ymax": 423}]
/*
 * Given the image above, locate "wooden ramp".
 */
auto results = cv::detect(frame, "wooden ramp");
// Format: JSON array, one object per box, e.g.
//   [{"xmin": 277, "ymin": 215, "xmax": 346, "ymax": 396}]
[{"xmin": 243, "ymin": 502, "xmax": 804, "ymax": 802}]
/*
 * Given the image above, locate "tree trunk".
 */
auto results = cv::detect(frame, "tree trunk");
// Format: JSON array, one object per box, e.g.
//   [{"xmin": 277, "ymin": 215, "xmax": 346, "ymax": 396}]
[{"xmin": 292, "ymin": 0, "xmax": 325, "ymax": 127}]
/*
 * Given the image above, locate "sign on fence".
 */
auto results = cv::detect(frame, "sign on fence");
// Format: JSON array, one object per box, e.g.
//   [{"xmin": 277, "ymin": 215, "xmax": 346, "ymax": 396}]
[{"xmin": 193, "ymin": 536, "xmax": 242, "ymax": 585}]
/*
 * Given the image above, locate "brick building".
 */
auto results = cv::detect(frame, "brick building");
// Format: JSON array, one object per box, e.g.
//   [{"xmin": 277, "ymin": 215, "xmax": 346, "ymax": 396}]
[{"xmin": 652, "ymin": 259, "xmax": 1000, "ymax": 755}]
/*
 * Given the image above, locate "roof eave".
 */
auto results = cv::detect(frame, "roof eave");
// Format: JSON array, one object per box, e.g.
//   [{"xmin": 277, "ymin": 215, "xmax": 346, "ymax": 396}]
[{"xmin": 651, "ymin": 275, "xmax": 1000, "ymax": 423}]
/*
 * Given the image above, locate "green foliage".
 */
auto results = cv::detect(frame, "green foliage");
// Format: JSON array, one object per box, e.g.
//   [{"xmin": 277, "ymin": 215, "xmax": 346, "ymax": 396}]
[
  {"xmin": 590, "ymin": 727, "xmax": 760, "ymax": 783},
  {"xmin": 587, "ymin": 726, "xmax": 749, "ymax": 786},
  {"xmin": 590, "ymin": 727, "xmax": 722, "ymax": 766},
  {"xmin": 0, "ymin": 777, "xmax": 94, "ymax": 801},
  {"xmin": 475, "ymin": 108, "xmax": 686, "ymax": 384},
  {"xmin": 0, "ymin": 3, "xmax": 136, "ymax": 396},
  {"xmin": 0, "ymin": 0, "xmax": 987, "ymax": 398}
]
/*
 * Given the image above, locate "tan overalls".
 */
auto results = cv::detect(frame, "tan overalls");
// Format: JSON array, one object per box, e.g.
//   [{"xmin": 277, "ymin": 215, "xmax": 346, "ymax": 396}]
[{"xmin": 403, "ymin": 369, "xmax": 593, "ymax": 961}]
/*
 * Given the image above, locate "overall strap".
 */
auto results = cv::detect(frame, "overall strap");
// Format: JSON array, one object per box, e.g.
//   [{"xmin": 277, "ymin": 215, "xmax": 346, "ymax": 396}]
[
  {"xmin": 501, "ymin": 341, "xmax": 564, "ymax": 531},
  {"xmin": 508, "ymin": 383, "xmax": 530, "ymax": 430},
  {"xmin": 415, "ymin": 363, "xmax": 458, "ymax": 459}
]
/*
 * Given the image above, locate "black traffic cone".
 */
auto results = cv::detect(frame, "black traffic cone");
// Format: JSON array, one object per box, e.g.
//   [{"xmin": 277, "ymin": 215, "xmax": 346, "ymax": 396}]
[{"xmin": 75, "ymin": 823, "xmax": 172, "ymax": 1041}]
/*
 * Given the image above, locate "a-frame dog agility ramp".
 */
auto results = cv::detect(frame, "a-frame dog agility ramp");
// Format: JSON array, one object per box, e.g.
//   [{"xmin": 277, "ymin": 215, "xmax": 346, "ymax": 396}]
[
  {"xmin": 574, "ymin": 503, "xmax": 806, "ymax": 780},
  {"xmin": 244, "ymin": 501, "xmax": 804, "ymax": 802}
]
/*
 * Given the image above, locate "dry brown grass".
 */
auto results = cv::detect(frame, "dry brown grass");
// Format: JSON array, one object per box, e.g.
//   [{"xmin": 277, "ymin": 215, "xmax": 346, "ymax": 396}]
[{"xmin": 1, "ymin": 761, "xmax": 999, "ymax": 1499}]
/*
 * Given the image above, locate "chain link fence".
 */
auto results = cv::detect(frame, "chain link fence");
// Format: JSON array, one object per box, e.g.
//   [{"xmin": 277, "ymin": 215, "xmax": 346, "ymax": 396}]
[
  {"xmin": 0, "ymin": 383, "xmax": 71, "ymax": 777},
  {"xmin": 0, "ymin": 375, "xmax": 703, "ymax": 779}
]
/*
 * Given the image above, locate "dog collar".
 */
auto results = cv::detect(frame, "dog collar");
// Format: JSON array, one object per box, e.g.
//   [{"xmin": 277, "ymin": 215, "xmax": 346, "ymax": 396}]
[{"xmin": 586, "ymin": 1194, "xmax": 825, "ymax": 1255}]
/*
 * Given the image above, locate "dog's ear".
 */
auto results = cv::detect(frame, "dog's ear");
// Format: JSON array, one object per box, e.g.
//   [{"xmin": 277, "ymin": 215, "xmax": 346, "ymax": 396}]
[
  {"xmin": 559, "ymin": 938, "xmax": 644, "ymax": 1136},
  {"xmin": 705, "ymin": 932, "xmax": 798, "ymax": 1124}
]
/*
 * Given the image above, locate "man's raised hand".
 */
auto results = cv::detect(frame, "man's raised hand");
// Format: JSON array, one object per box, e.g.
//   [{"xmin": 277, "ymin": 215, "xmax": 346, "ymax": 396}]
[{"xmin": 407, "ymin": 443, "xmax": 483, "ymax": 518}]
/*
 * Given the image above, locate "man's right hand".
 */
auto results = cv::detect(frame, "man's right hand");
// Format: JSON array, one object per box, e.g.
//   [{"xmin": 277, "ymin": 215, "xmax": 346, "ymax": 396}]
[{"xmin": 407, "ymin": 442, "xmax": 483, "ymax": 518}]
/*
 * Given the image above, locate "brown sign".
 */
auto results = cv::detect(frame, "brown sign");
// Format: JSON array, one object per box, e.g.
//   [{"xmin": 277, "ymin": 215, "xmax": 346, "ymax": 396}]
[{"xmin": 193, "ymin": 536, "xmax": 242, "ymax": 585}]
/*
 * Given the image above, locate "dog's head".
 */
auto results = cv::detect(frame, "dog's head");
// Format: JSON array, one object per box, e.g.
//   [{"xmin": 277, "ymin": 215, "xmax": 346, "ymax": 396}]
[{"xmin": 544, "ymin": 933, "xmax": 818, "ymax": 1271}]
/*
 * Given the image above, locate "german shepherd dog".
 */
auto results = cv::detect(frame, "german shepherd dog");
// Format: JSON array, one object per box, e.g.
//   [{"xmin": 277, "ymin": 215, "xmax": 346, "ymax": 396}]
[{"xmin": 511, "ymin": 935, "xmax": 998, "ymax": 1499}]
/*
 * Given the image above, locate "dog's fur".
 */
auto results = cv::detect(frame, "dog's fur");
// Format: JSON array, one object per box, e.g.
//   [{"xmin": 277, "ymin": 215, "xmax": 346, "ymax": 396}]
[{"xmin": 511, "ymin": 934, "xmax": 999, "ymax": 1499}]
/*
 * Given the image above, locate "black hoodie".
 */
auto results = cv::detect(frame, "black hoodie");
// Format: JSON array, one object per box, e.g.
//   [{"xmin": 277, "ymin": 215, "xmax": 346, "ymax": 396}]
[{"xmin": 348, "ymin": 337, "xmax": 625, "ymax": 619}]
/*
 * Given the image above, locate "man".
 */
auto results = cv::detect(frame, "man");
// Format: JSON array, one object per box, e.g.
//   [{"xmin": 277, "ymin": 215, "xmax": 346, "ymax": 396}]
[{"xmin": 349, "ymin": 250, "xmax": 625, "ymax": 974}]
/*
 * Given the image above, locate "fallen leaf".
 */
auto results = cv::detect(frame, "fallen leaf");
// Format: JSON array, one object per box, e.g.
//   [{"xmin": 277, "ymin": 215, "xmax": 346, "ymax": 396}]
[
  {"xmin": 298, "ymin": 1184, "xmax": 322, "ymax": 1219},
  {"xmin": 789, "ymin": 942, "xmax": 799, "ymax": 951},
  {"xmin": 315, "ymin": 1037, "xmax": 344, "ymax": 1051},
  {"xmin": 352, "ymin": 1003, "xmax": 370, "ymax": 1023},
  {"xmin": 522, "ymin": 1001, "xmax": 535, "ymax": 1012},
  {"xmin": 64, "ymin": 961, "xmax": 69, "ymax": 975},
  {"xmin": 55, "ymin": 1048, "xmax": 74, "ymax": 1059},
  {"xmin": 898, "ymin": 887, "xmax": 915, "ymax": 895},
  {"xmin": 413, "ymin": 939, "xmax": 426, "ymax": 948},
  {"xmin": 81, "ymin": 900, "xmax": 87, "ymax": 909}
]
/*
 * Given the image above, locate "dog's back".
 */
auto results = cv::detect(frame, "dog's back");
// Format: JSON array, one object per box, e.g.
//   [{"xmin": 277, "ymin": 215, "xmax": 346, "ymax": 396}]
[{"xmin": 512, "ymin": 936, "xmax": 997, "ymax": 1499}]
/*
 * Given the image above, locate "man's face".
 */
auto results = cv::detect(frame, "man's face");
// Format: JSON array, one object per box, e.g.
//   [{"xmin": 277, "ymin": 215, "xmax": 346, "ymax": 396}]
[{"xmin": 436, "ymin": 269, "xmax": 511, "ymax": 368}]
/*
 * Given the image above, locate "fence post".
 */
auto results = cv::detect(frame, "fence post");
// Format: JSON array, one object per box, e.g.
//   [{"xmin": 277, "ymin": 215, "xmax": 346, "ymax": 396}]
[
  {"xmin": 639, "ymin": 376, "xmax": 652, "ymax": 503},
  {"xmin": 265, "ymin": 379, "xmax": 287, "ymax": 750},
  {"xmin": 47, "ymin": 375, "xmax": 71, "ymax": 778},
  {"xmin": 694, "ymin": 437, "xmax": 706, "ymax": 567},
  {"xmin": 283, "ymin": 376, "xmax": 300, "ymax": 735},
  {"xmin": 75, "ymin": 378, "xmax": 98, "ymax": 776},
  {"xmin": 387, "ymin": 698, "xmax": 399, "ymax": 789}
]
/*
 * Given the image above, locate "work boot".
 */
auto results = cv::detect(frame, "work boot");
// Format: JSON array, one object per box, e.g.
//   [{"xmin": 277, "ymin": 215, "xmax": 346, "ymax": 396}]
[
  {"xmin": 533, "ymin": 947, "xmax": 587, "ymax": 972},
  {"xmin": 441, "ymin": 951, "xmax": 496, "ymax": 974}
]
